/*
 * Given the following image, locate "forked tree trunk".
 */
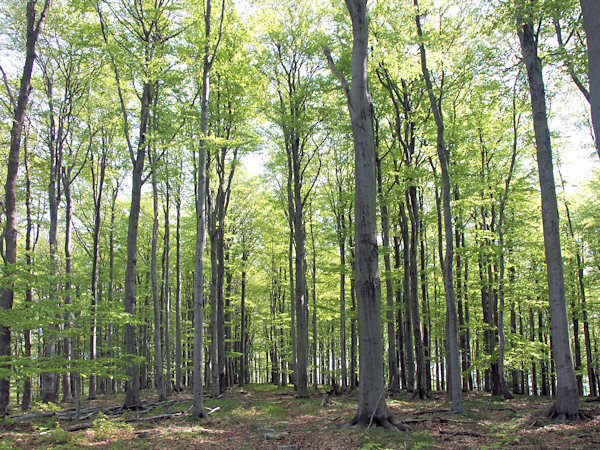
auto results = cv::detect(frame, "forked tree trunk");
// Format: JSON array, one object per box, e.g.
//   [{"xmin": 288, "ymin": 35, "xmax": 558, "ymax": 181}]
[
  {"xmin": 415, "ymin": 0, "xmax": 463, "ymax": 413},
  {"xmin": 325, "ymin": 0, "xmax": 406, "ymax": 430},
  {"xmin": 518, "ymin": 13, "xmax": 580, "ymax": 420}
]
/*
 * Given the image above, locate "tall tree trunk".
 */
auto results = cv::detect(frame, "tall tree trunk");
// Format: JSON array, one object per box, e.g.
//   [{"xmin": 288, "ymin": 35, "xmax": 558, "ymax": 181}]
[
  {"xmin": 175, "ymin": 175, "xmax": 183, "ymax": 392},
  {"xmin": 192, "ymin": 0, "xmax": 225, "ymax": 417},
  {"xmin": 22, "ymin": 137, "xmax": 38, "ymax": 410},
  {"xmin": 376, "ymin": 154, "xmax": 399, "ymax": 394},
  {"xmin": 88, "ymin": 150, "xmax": 107, "ymax": 400},
  {"xmin": 415, "ymin": 0, "xmax": 463, "ymax": 413},
  {"xmin": 163, "ymin": 185, "xmax": 172, "ymax": 395},
  {"xmin": 44, "ymin": 75, "xmax": 60, "ymax": 404},
  {"xmin": 0, "ymin": 0, "xmax": 49, "ymax": 415},
  {"xmin": 518, "ymin": 13, "xmax": 580, "ymax": 419},
  {"xmin": 580, "ymin": 0, "xmax": 600, "ymax": 157},
  {"xmin": 239, "ymin": 251, "xmax": 248, "ymax": 386},
  {"xmin": 122, "ymin": 81, "xmax": 152, "ymax": 409},
  {"xmin": 399, "ymin": 202, "xmax": 415, "ymax": 391},
  {"xmin": 107, "ymin": 184, "xmax": 119, "ymax": 394},
  {"xmin": 62, "ymin": 181, "xmax": 74, "ymax": 403},
  {"xmin": 151, "ymin": 157, "xmax": 166, "ymax": 401},
  {"xmin": 408, "ymin": 188, "xmax": 427, "ymax": 399},
  {"xmin": 325, "ymin": 0, "xmax": 405, "ymax": 429}
]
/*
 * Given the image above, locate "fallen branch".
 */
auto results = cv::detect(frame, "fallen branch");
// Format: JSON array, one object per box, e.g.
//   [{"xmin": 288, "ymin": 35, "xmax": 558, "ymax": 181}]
[
  {"xmin": 66, "ymin": 422, "xmax": 94, "ymax": 432},
  {"xmin": 124, "ymin": 411, "xmax": 185, "ymax": 423},
  {"xmin": 411, "ymin": 408, "xmax": 450, "ymax": 415},
  {"xmin": 435, "ymin": 416, "xmax": 481, "ymax": 425},
  {"xmin": 438, "ymin": 427, "xmax": 483, "ymax": 439},
  {"xmin": 9, "ymin": 411, "xmax": 56, "ymax": 421}
]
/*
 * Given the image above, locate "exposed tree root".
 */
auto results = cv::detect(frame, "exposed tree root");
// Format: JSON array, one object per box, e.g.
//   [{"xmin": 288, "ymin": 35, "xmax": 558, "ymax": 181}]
[
  {"xmin": 544, "ymin": 404, "xmax": 585, "ymax": 422},
  {"xmin": 341, "ymin": 414, "xmax": 410, "ymax": 431},
  {"xmin": 584, "ymin": 396, "xmax": 600, "ymax": 403}
]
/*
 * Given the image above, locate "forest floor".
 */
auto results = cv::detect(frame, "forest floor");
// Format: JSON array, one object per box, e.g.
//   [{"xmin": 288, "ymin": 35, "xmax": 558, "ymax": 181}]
[{"xmin": 1, "ymin": 384, "xmax": 600, "ymax": 449}]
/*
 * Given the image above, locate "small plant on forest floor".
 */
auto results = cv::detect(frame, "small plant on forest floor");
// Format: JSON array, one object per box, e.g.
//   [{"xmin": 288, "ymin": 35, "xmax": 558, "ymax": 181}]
[
  {"xmin": 92, "ymin": 413, "xmax": 134, "ymax": 440},
  {"xmin": 37, "ymin": 425, "xmax": 71, "ymax": 446}
]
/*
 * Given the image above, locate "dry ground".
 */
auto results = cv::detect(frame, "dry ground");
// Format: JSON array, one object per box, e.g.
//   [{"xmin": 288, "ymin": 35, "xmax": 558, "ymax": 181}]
[{"xmin": 1, "ymin": 384, "xmax": 599, "ymax": 448}]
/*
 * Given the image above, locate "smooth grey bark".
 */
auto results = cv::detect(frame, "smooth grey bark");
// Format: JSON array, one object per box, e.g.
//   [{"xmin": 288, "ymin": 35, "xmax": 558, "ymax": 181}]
[
  {"xmin": 151, "ymin": 153, "xmax": 166, "ymax": 401},
  {"xmin": 496, "ymin": 91, "xmax": 519, "ymax": 400},
  {"xmin": 175, "ymin": 179, "xmax": 183, "ymax": 392},
  {"xmin": 325, "ymin": 0, "xmax": 407, "ymax": 430},
  {"xmin": 375, "ymin": 153, "xmax": 399, "ymax": 394},
  {"xmin": 0, "ymin": 0, "xmax": 49, "ymax": 415},
  {"xmin": 22, "ymin": 142, "xmax": 37, "ymax": 411},
  {"xmin": 97, "ymin": 1, "xmax": 165, "ymax": 409},
  {"xmin": 122, "ymin": 80, "xmax": 152, "ymax": 408},
  {"xmin": 62, "ymin": 179, "xmax": 74, "ymax": 403},
  {"xmin": 580, "ymin": 0, "xmax": 600, "ymax": 157},
  {"xmin": 398, "ymin": 201, "xmax": 415, "ymax": 391},
  {"xmin": 192, "ymin": 0, "xmax": 224, "ymax": 418},
  {"xmin": 208, "ymin": 140, "xmax": 238, "ymax": 396},
  {"xmin": 407, "ymin": 188, "xmax": 427, "ymax": 399},
  {"xmin": 415, "ymin": 0, "xmax": 463, "ymax": 413},
  {"xmin": 42, "ymin": 67, "xmax": 61, "ymax": 404},
  {"xmin": 163, "ymin": 181, "xmax": 172, "ymax": 396},
  {"xmin": 518, "ymin": 14, "xmax": 581, "ymax": 419},
  {"xmin": 239, "ymin": 249, "xmax": 248, "ymax": 386},
  {"xmin": 88, "ymin": 149, "xmax": 107, "ymax": 401},
  {"xmin": 107, "ymin": 184, "xmax": 120, "ymax": 394},
  {"xmin": 288, "ymin": 230, "xmax": 297, "ymax": 387}
]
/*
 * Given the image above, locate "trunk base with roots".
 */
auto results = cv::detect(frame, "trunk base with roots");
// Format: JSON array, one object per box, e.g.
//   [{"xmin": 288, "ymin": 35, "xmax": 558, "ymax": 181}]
[
  {"xmin": 191, "ymin": 411, "xmax": 208, "ymax": 419},
  {"xmin": 342, "ymin": 412, "xmax": 411, "ymax": 431},
  {"xmin": 544, "ymin": 403, "xmax": 584, "ymax": 421}
]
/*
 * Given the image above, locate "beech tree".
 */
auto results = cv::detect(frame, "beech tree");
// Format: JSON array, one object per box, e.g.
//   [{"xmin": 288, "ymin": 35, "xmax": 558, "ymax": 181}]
[
  {"xmin": 325, "ymin": 0, "xmax": 408, "ymax": 430},
  {"xmin": 0, "ymin": 0, "xmax": 50, "ymax": 416},
  {"xmin": 517, "ymin": 1, "xmax": 581, "ymax": 420}
]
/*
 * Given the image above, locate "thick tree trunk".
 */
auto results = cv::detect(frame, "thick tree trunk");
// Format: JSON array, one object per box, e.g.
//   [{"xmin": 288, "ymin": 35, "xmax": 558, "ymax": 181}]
[
  {"xmin": 123, "ymin": 82, "xmax": 153, "ymax": 409},
  {"xmin": 518, "ymin": 16, "xmax": 580, "ymax": 419},
  {"xmin": 327, "ymin": 0, "xmax": 406, "ymax": 430},
  {"xmin": 580, "ymin": 0, "xmax": 600, "ymax": 157}
]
